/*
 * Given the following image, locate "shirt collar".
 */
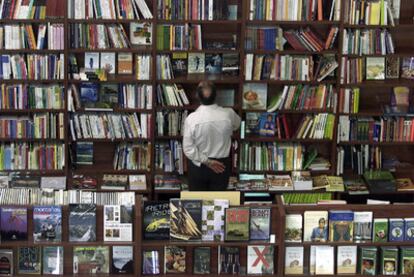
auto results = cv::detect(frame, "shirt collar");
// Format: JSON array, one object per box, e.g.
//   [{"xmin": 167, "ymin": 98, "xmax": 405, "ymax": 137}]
[{"xmin": 198, "ymin": 104, "xmax": 218, "ymax": 110}]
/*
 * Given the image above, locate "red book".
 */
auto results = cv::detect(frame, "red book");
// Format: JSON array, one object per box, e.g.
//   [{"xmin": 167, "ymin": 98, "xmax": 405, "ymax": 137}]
[
  {"xmin": 282, "ymin": 115, "xmax": 290, "ymax": 139},
  {"xmin": 317, "ymin": 0, "xmax": 323, "ymax": 21}
]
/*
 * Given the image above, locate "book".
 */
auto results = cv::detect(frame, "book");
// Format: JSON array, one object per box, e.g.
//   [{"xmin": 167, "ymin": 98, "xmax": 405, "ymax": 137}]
[
  {"xmin": 373, "ymin": 218, "xmax": 389, "ymax": 242},
  {"xmin": 216, "ymin": 88, "xmax": 235, "ymax": 106},
  {"xmin": 142, "ymin": 250, "xmax": 160, "ymax": 275},
  {"xmin": 187, "ymin": 53, "xmax": 205, "ymax": 74},
  {"xmin": 33, "ymin": 206, "xmax": 62, "ymax": 242},
  {"xmin": 225, "ymin": 207, "xmax": 250, "ymax": 241},
  {"xmin": 18, "ymin": 247, "xmax": 41, "ymax": 274},
  {"xmin": 205, "ymin": 54, "xmax": 223, "ymax": 74},
  {"xmin": 284, "ymin": 247, "xmax": 304, "ymax": 275},
  {"xmin": 73, "ymin": 246, "xmax": 110, "ymax": 274},
  {"xmin": 315, "ymin": 246, "xmax": 334, "ymax": 275},
  {"xmin": 328, "ymin": 210, "xmax": 354, "ymax": 242},
  {"xmin": 69, "ymin": 204, "xmax": 96, "ymax": 242},
  {"xmin": 222, "ymin": 53, "xmax": 240, "ymax": 76},
  {"xmin": 130, "ymin": 22, "xmax": 152, "ymax": 46},
  {"xmin": 79, "ymin": 83, "xmax": 99, "ymax": 104},
  {"xmin": 243, "ymin": 83, "xmax": 267, "ymax": 110},
  {"xmin": 170, "ymin": 199, "xmax": 202, "ymax": 241},
  {"xmin": 118, "ymin": 53, "xmax": 133, "ymax": 74},
  {"xmin": 400, "ymin": 247, "xmax": 414, "ymax": 274},
  {"xmin": 389, "ymin": 218, "xmax": 405, "ymax": 242},
  {"xmin": 359, "ymin": 247, "xmax": 378, "ymax": 275},
  {"xmin": 303, "ymin": 211, "xmax": 328, "ymax": 242},
  {"xmin": 258, "ymin": 113, "xmax": 276, "ymax": 137},
  {"xmin": 381, "ymin": 247, "xmax": 398, "ymax": 275},
  {"xmin": 100, "ymin": 52, "xmax": 116, "ymax": 74},
  {"xmin": 40, "ymin": 176, "xmax": 66, "ymax": 189},
  {"xmin": 401, "ymin": 57, "xmax": 414, "ymax": 80},
  {"xmin": 353, "ymin": 211, "xmax": 373, "ymax": 242},
  {"xmin": 397, "ymin": 178, "xmax": 414, "ymax": 191},
  {"xmin": 0, "ymin": 249, "xmax": 13, "ymax": 276},
  {"xmin": 164, "ymin": 246, "xmax": 186, "ymax": 274},
  {"xmin": 247, "ymin": 245, "xmax": 274, "ymax": 275},
  {"xmin": 42, "ymin": 246, "xmax": 64, "ymax": 275},
  {"xmin": 386, "ymin": 56, "xmax": 400, "ymax": 79},
  {"xmin": 404, "ymin": 218, "xmax": 414, "ymax": 241},
  {"xmin": 143, "ymin": 201, "xmax": 170, "ymax": 240},
  {"xmin": 249, "ymin": 207, "xmax": 271, "ymax": 240},
  {"xmin": 193, "ymin": 247, "xmax": 211, "ymax": 274},
  {"xmin": 337, "ymin": 245, "xmax": 357, "ymax": 274},
  {"xmin": 104, "ymin": 205, "xmax": 133, "ymax": 242},
  {"xmin": 366, "ymin": 57, "xmax": 385, "ymax": 80},
  {"xmin": 84, "ymin": 52, "xmax": 100, "ymax": 70},
  {"xmin": 112, "ymin": 246, "xmax": 134, "ymax": 274},
  {"xmin": 171, "ymin": 52, "xmax": 188, "ymax": 76},
  {"xmin": 0, "ymin": 207, "xmax": 27, "ymax": 241},
  {"xmin": 285, "ymin": 214, "xmax": 302, "ymax": 242},
  {"xmin": 218, "ymin": 246, "xmax": 240, "ymax": 274},
  {"xmin": 201, "ymin": 199, "xmax": 229, "ymax": 241}
]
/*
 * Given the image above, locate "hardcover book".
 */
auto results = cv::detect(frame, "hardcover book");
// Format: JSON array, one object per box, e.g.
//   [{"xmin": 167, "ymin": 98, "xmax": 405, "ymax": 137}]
[
  {"xmin": 389, "ymin": 218, "xmax": 405, "ymax": 242},
  {"xmin": 258, "ymin": 113, "xmax": 276, "ymax": 137},
  {"xmin": 401, "ymin": 57, "xmax": 414, "ymax": 80},
  {"xmin": 373, "ymin": 218, "xmax": 389, "ymax": 243},
  {"xmin": 193, "ymin": 247, "xmax": 211, "ymax": 274},
  {"xmin": 303, "ymin": 211, "xmax": 328, "ymax": 242},
  {"xmin": 188, "ymin": 53, "xmax": 205, "ymax": 74},
  {"xmin": 337, "ymin": 245, "xmax": 357, "ymax": 274},
  {"xmin": 249, "ymin": 207, "xmax": 271, "ymax": 240},
  {"xmin": 18, "ymin": 247, "xmax": 41, "ymax": 274},
  {"xmin": 225, "ymin": 207, "xmax": 250, "ymax": 241},
  {"xmin": 170, "ymin": 199, "xmax": 202, "ymax": 241},
  {"xmin": 366, "ymin": 57, "xmax": 385, "ymax": 80},
  {"xmin": 73, "ymin": 246, "xmax": 110, "ymax": 274},
  {"xmin": 42, "ymin": 246, "xmax": 64, "ymax": 275},
  {"xmin": 118, "ymin": 53, "xmax": 133, "ymax": 74},
  {"xmin": 205, "ymin": 53, "xmax": 223, "ymax": 74},
  {"xmin": 328, "ymin": 210, "xmax": 354, "ymax": 242},
  {"xmin": 104, "ymin": 205, "xmax": 133, "ymax": 242},
  {"xmin": 164, "ymin": 246, "xmax": 186, "ymax": 274},
  {"xmin": 33, "ymin": 206, "xmax": 62, "ymax": 242},
  {"xmin": 84, "ymin": 52, "xmax": 100, "ymax": 70},
  {"xmin": 285, "ymin": 214, "xmax": 303, "ymax": 243},
  {"xmin": 0, "ymin": 249, "xmax": 13, "ymax": 275},
  {"xmin": 315, "ymin": 246, "xmax": 334, "ymax": 275},
  {"xmin": 112, "ymin": 246, "xmax": 134, "ymax": 274},
  {"xmin": 0, "ymin": 207, "xmax": 27, "ymax": 241},
  {"xmin": 218, "ymin": 246, "xmax": 240, "ymax": 275},
  {"xmin": 404, "ymin": 218, "xmax": 414, "ymax": 241},
  {"xmin": 353, "ymin": 211, "xmax": 373, "ymax": 242},
  {"xmin": 222, "ymin": 53, "xmax": 239, "ymax": 76},
  {"xmin": 142, "ymin": 250, "xmax": 160, "ymax": 275},
  {"xmin": 400, "ymin": 247, "xmax": 414, "ymax": 274},
  {"xmin": 69, "ymin": 204, "xmax": 96, "ymax": 242},
  {"xmin": 386, "ymin": 56, "xmax": 400, "ymax": 79},
  {"xmin": 242, "ymin": 83, "xmax": 267, "ymax": 110},
  {"xmin": 80, "ymin": 83, "xmax": 99, "ymax": 105},
  {"xmin": 380, "ymin": 247, "xmax": 398, "ymax": 275},
  {"xmin": 201, "ymin": 199, "xmax": 229, "ymax": 241},
  {"xmin": 359, "ymin": 247, "xmax": 378, "ymax": 275},
  {"xmin": 284, "ymin": 246, "xmax": 304, "ymax": 275},
  {"xmin": 143, "ymin": 201, "xmax": 170, "ymax": 240},
  {"xmin": 130, "ymin": 22, "xmax": 152, "ymax": 45},
  {"xmin": 171, "ymin": 52, "xmax": 188, "ymax": 76},
  {"xmin": 247, "ymin": 245, "xmax": 274, "ymax": 275}
]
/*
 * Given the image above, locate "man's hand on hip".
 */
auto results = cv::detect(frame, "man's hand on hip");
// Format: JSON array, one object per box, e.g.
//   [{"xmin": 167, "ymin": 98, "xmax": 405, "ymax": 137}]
[{"xmin": 205, "ymin": 159, "xmax": 225, "ymax": 174}]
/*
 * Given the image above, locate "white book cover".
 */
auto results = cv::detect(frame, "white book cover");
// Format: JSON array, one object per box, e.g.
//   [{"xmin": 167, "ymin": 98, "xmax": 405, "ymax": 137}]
[
  {"xmin": 285, "ymin": 246, "xmax": 304, "ymax": 275},
  {"xmin": 315, "ymin": 246, "xmax": 334, "ymax": 275},
  {"xmin": 303, "ymin": 211, "xmax": 328, "ymax": 242},
  {"xmin": 353, "ymin": 211, "xmax": 373, "ymax": 242},
  {"xmin": 285, "ymin": 214, "xmax": 303, "ymax": 242},
  {"xmin": 104, "ymin": 205, "xmax": 133, "ymax": 241},
  {"xmin": 100, "ymin": 53, "xmax": 116, "ymax": 74},
  {"xmin": 337, "ymin": 245, "xmax": 357, "ymax": 274},
  {"xmin": 247, "ymin": 245, "xmax": 274, "ymax": 275}
]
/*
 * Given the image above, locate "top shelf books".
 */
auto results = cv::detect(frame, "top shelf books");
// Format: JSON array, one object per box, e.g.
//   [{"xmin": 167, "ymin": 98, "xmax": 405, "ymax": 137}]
[
  {"xmin": 0, "ymin": 0, "xmax": 65, "ymax": 19},
  {"xmin": 344, "ymin": 0, "xmax": 402, "ymax": 26}
]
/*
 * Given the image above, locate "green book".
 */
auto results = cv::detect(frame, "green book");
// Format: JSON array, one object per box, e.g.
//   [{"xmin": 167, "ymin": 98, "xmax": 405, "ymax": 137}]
[
  {"xmin": 380, "ymin": 247, "xmax": 398, "ymax": 275},
  {"xmin": 358, "ymin": 247, "xmax": 378, "ymax": 275},
  {"xmin": 373, "ymin": 218, "xmax": 389, "ymax": 242},
  {"xmin": 303, "ymin": 148, "xmax": 318, "ymax": 170},
  {"xmin": 400, "ymin": 247, "xmax": 414, "ymax": 275}
]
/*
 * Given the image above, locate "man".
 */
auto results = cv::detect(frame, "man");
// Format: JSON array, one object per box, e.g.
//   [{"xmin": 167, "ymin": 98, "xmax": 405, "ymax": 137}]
[{"xmin": 183, "ymin": 81, "xmax": 241, "ymax": 191}]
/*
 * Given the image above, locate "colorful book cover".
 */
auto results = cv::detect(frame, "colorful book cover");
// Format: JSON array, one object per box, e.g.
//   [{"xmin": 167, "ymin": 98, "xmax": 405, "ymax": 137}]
[
  {"xmin": 0, "ymin": 207, "xmax": 27, "ymax": 241},
  {"xmin": 170, "ymin": 199, "xmax": 202, "ymax": 241},
  {"xmin": 164, "ymin": 246, "xmax": 186, "ymax": 274},
  {"xmin": 73, "ymin": 246, "xmax": 110, "ymax": 274},
  {"xmin": 218, "ymin": 246, "xmax": 240, "ymax": 274},
  {"xmin": 143, "ymin": 201, "xmax": 170, "ymax": 240},
  {"xmin": 225, "ymin": 207, "xmax": 250, "ymax": 241},
  {"xmin": 381, "ymin": 247, "xmax": 398, "ymax": 275},
  {"xmin": 104, "ymin": 205, "xmax": 133, "ymax": 242},
  {"xmin": 42, "ymin": 246, "xmax": 64, "ymax": 275},
  {"xmin": 33, "ymin": 206, "xmax": 62, "ymax": 242},
  {"xmin": 258, "ymin": 113, "xmax": 276, "ymax": 137},
  {"xmin": 171, "ymin": 52, "xmax": 188, "ymax": 76},
  {"xmin": 359, "ymin": 247, "xmax": 378, "ymax": 276},
  {"xmin": 373, "ymin": 218, "xmax": 389, "ymax": 243},
  {"xmin": 187, "ymin": 53, "xmax": 205, "ymax": 74},
  {"xmin": 205, "ymin": 53, "xmax": 223, "ymax": 74},
  {"xmin": 328, "ymin": 210, "xmax": 354, "ymax": 242},
  {"xmin": 193, "ymin": 247, "xmax": 211, "ymax": 274},
  {"xmin": 389, "ymin": 218, "xmax": 405, "ymax": 242},
  {"xmin": 337, "ymin": 246, "xmax": 357, "ymax": 274},
  {"xmin": 69, "ymin": 204, "xmax": 96, "ymax": 242},
  {"xmin": 404, "ymin": 218, "xmax": 414, "ymax": 241},
  {"xmin": 249, "ymin": 207, "xmax": 271, "ymax": 240},
  {"xmin": 284, "ymin": 247, "xmax": 304, "ymax": 275},
  {"xmin": 142, "ymin": 250, "xmax": 160, "ymax": 275},
  {"xmin": 247, "ymin": 245, "xmax": 274, "ymax": 275},
  {"xmin": 366, "ymin": 57, "xmax": 385, "ymax": 80},
  {"xmin": 18, "ymin": 247, "xmax": 41, "ymax": 274},
  {"xmin": 303, "ymin": 211, "xmax": 328, "ymax": 242},
  {"xmin": 243, "ymin": 83, "xmax": 268, "ymax": 110},
  {"xmin": 111, "ymin": 246, "xmax": 134, "ymax": 274},
  {"xmin": 401, "ymin": 57, "xmax": 414, "ymax": 80},
  {"xmin": 284, "ymin": 214, "xmax": 303, "ymax": 243},
  {"xmin": 130, "ymin": 22, "xmax": 152, "ymax": 45},
  {"xmin": 400, "ymin": 247, "xmax": 414, "ymax": 275},
  {"xmin": 353, "ymin": 211, "xmax": 373, "ymax": 242},
  {"xmin": 0, "ymin": 249, "xmax": 13, "ymax": 275}
]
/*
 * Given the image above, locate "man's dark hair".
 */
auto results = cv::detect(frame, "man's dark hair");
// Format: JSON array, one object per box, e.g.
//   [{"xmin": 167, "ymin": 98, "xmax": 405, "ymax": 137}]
[{"xmin": 197, "ymin": 81, "xmax": 216, "ymax": 105}]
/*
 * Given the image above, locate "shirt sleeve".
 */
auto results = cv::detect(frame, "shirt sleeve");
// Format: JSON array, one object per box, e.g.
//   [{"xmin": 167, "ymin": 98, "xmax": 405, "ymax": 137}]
[
  {"xmin": 231, "ymin": 109, "xmax": 241, "ymax": 131},
  {"xmin": 183, "ymin": 118, "xmax": 209, "ymax": 167}
]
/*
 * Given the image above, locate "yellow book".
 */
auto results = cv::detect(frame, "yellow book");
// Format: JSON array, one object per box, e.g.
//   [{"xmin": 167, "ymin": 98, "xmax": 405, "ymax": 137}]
[
  {"xmin": 369, "ymin": 2, "xmax": 381, "ymax": 25},
  {"xmin": 181, "ymin": 191, "xmax": 241, "ymax": 205}
]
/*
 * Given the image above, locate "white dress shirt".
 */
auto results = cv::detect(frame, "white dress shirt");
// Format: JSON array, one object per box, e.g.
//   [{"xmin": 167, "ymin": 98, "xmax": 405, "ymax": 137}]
[{"xmin": 183, "ymin": 104, "xmax": 241, "ymax": 166}]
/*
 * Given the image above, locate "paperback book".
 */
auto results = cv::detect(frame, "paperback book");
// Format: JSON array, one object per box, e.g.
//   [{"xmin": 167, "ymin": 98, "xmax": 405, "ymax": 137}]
[
  {"xmin": 201, "ymin": 199, "xmax": 229, "ymax": 241},
  {"xmin": 353, "ymin": 211, "xmax": 373, "ymax": 242},
  {"xmin": 284, "ymin": 214, "xmax": 303, "ymax": 243},
  {"xmin": 73, "ymin": 246, "xmax": 110, "ymax": 274},
  {"xmin": 143, "ymin": 201, "xmax": 170, "ymax": 240},
  {"xmin": 104, "ymin": 205, "xmax": 133, "ymax": 242},
  {"xmin": 249, "ymin": 207, "xmax": 271, "ymax": 240},
  {"xmin": 247, "ymin": 245, "xmax": 274, "ymax": 275},
  {"xmin": 373, "ymin": 218, "xmax": 389, "ymax": 243},
  {"xmin": 112, "ymin": 246, "xmax": 134, "ymax": 274},
  {"xmin": 170, "ymin": 199, "xmax": 202, "ymax": 241},
  {"xmin": 303, "ymin": 211, "xmax": 328, "ymax": 242},
  {"xmin": 328, "ymin": 210, "xmax": 354, "ymax": 242},
  {"xmin": 33, "ymin": 206, "xmax": 62, "ymax": 242},
  {"xmin": 381, "ymin": 247, "xmax": 398, "ymax": 275},
  {"xmin": 0, "ymin": 249, "xmax": 13, "ymax": 275},
  {"xmin": 218, "ymin": 246, "xmax": 240, "ymax": 275},
  {"xmin": 359, "ymin": 247, "xmax": 378, "ymax": 275},
  {"xmin": 284, "ymin": 247, "xmax": 304, "ymax": 275},
  {"xmin": 225, "ymin": 207, "xmax": 250, "ymax": 241},
  {"xmin": 193, "ymin": 247, "xmax": 210, "ymax": 274},
  {"xmin": 337, "ymin": 245, "xmax": 357, "ymax": 274},
  {"xmin": 18, "ymin": 247, "xmax": 41, "ymax": 274},
  {"xmin": 142, "ymin": 250, "xmax": 160, "ymax": 275},
  {"xmin": 400, "ymin": 247, "xmax": 414, "ymax": 274},
  {"xmin": 164, "ymin": 246, "xmax": 186, "ymax": 274},
  {"xmin": 69, "ymin": 204, "xmax": 96, "ymax": 242},
  {"xmin": 0, "ymin": 207, "xmax": 27, "ymax": 241},
  {"xmin": 42, "ymin": 246, "xmax": 64, "ymax": 275}
]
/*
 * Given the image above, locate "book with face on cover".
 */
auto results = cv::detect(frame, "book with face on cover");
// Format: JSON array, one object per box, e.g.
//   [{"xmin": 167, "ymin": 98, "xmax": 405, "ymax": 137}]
[
  {"xmin": 303, "ymin": 211, "xmax": 328, "ymax": 242},
  {"xmin": 0, "ymin": 249, "xmax": 13, "ymax": 276}
]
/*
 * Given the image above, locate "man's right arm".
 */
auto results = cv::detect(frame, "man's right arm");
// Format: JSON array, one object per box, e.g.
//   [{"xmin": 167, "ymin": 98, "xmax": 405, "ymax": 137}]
[{"xmin": 231, "ymin": 109, "xmax": 241, "ymax": 131}]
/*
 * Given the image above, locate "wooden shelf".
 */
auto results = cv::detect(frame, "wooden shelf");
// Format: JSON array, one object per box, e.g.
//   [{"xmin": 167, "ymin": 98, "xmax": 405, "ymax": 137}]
[
  {"xmin": 0, "ymin": 109, "xmax": 65, "ymax": 113},
  {"xmin": 68, "ymin": 19, "xmax": 153, "ymax": 23},
  {"xmin": 338, "ymin": 141, "xmax": 414, "ymax": 146},
  {"xmin": 157, "ymin": 19, "xmax": 242, "ymax": 24},
  {"xmin": 142, "ymin": 240, "xmax": 279, "ymax": 246},
  {"xmin": 245, "ymin": 49, "xmax": 338, "ymax": 55},
  {"xmin": 246, "ymin": 20, "xmax": 340, "ymax": 25},
  {"xmin": 0, "ymin": 80, "xmax": 64, "ymax": 84},
  {"xmin": 0, "ymin": 18, "xmax": 64, "ymax": 23},
  {"xmin": 245, "ymin": 79, "xmax": 337, "ymax": 85},
  {"xmin": 0, "ymin": 49, "xmax": 64, "ymax": 54},
  {"xmin": 157, "ymin": 76, "xmax": 240, "ymax": 84},
  {"xmin": 69, "ymin": 48, "xmax": 152, "ymax": 53},
  {"xmin": 241, "ymin": 137, "xmax": 333, "ymax": 143}
]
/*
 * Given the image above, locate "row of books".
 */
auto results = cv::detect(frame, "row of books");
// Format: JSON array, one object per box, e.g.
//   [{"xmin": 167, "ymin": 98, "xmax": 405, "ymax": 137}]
[
  {"xmin": 338, "ymin": 115, "xmax": 414, "ymax": 142},
  {"xmin": 343, "ymin": 0, "xmax": 401, "ymax": 26},
  {"xmin": 156, "ymin": 0, "xmax": 234, "ymax": 20},
  {"xmin": 156, "ymin": 84, "xmax": 190, "ymax": 107},
  {"xmin": 69, "ymin": 83, "xmax": 153, "ymax": 111},
  {"xmin": 70, "ymin": 113, "xmax": 151, "ymax": 140},
  {"xmin": 0, "ymin": 84, "xmax": 64, "ymax": 110},
  {"xmin": 0, "ymin": 188, "xmax": 136, "ymax": 205},
  {"xmin": 284, "ymin": 27, "xmax": 338, "ymax": 52},
  {"xmin": 154, "ymin": 174, "xmax": 186, "ymax": 191},
  {"xmin": 0, "ymin": 113, "xmax": 64, "ymax": 139},
  {"xmin": 157, "ymin": 53, "xmax": 239, "ymax": 79},
  {"xmin": 295, "ymin": 113, "xmax": 335, "ymax": 140},
  {"xmin": 69, "ymin": 24, "xmax": 130, "ymax": 49},
  {"xmin": 0, "ymin": 54, "xmax": 64, "ymax": 80},
  {"xmin": 245, "ymin": 26, "xmax": 284, "ymax": 51},
  {"xmin": 0, "ymin": 0, "xmax": 65, "ymax": 19},
  {"xmin": 154, "ymin": 140, "xmax": 185, "ymax": 174},
  {"xmin": 245, "ymin": 54, "xmax": 338, "ymax": 82},
  {"xmin": 0, "ymin": 143, "xmax": 64, "ymax": 170},
  {"xmin": 156, "ymin": 24, "xmax": 202, "ymax": 50},
  {"xmin": 0, "ymin": 245, "xmax": 134, "ymax": 275},
  {"xmin": 239, "ymin": 143, "xmax": 304, "ymax": 172},
  {"xmin": 243, "ymin": 112, "xmax": 290, "ymax": 138},
  {"xmin": 113, "ymin": 142, "xmax": 151, "ymax": 170},
  {"xmin": 0, "ymin": 23, "xmax": 64, "ymax": 50},
  {"xmin": 284, "ymin": 245, "xmax": 414, "ymax": 275},
  {"xmin": 156, "ymin": 110, "xmax": 187, "ymax": 136},
  {"xmin": 68, "ymin": 0, "xmax": 153, "ymax": 19},
  {"xmin": 337, "ymin": 145, "xmax": 382, "ymax": 175},
  {"xmin": 342, "ymin": 28, "xmax": 395, "ymax": 55},
  {"xmin": 249, "ymin": 0, "xmax": 341, "ymax": 21},
  {"xmin": 338, "ymin": 87, "xmax": 360, "ymax": 114}
]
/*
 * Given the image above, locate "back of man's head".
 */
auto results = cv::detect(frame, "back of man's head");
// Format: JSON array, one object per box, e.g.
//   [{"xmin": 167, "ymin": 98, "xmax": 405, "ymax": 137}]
[{"xmin": 197, "ymin": 81, "xmax": 216, "ymax": 105}]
